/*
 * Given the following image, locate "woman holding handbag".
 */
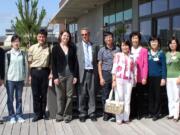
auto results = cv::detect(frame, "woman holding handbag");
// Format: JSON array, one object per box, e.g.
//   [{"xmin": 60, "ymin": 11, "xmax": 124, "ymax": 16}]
[
  {"xmin": 52, "ymin": 30, "xmax": 78, "ymax": 123},
  {"xmin": 112, "ymin": 40, "xmax": 137, "ymax": 125}
]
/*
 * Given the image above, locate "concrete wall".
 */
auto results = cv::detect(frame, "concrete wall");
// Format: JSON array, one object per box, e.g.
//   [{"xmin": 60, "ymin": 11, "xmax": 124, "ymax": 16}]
[{"xmin": 77, "ymin": 5, "xmax": 103, "ymax": 45}]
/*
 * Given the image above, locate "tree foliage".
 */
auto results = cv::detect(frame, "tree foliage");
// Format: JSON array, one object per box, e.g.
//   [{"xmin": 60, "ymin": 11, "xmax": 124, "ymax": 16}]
[{"xmin": 12, "ymin": 0, "xmax": 46, "ymax": 47}]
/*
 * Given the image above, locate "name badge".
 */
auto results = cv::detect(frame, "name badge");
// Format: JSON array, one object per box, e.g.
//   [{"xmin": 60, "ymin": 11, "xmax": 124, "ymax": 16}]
[
  {"xmin": 153, "ymin": 57, "xmax": 159, "ymax": 61},
  {"xmin": 171, "ymin": 56, "xmax": 177, "ymax": 60}
]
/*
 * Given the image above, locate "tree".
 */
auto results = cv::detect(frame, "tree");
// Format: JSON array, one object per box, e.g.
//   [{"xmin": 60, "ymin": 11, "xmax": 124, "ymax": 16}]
[{"xmin": 12, "ymin": 0, "xmax": 46, "ymax": 48}]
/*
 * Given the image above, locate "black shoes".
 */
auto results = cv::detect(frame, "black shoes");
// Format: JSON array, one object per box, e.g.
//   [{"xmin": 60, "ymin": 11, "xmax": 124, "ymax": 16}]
[
  {"xmin": 79, "ymin": 117, "xmax": 86, "ymax": 122},
  {"xmin": 152, "ymin": 116, "xmax": 159, "ymax": 121},
  {"xmin": 32, "ymin": 115, "xmax": 43, "ymax": 122},
  {"xmin": 103, "ymin": 114, "xmax": 109, "ymax": 121},
  {"xmin": 146, "ymin": 114, "xmax": 153, "ymax": 119},
  {"xmin": 90, "ymin": 116, "xmax": 97, "ymax": 122},
  {"xmin": 64, "ymin": 119, "xmax": 71, "ymax": 123},
  {"xmin": 0, "ymin": 119, "xmax": 4, "ymax": 124}
]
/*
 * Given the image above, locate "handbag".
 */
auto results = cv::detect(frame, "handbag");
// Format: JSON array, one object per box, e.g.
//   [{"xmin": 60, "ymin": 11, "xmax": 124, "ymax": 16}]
[{"xmin": 105, "ymin": 89, "xmax": 124, "ymax": 114}]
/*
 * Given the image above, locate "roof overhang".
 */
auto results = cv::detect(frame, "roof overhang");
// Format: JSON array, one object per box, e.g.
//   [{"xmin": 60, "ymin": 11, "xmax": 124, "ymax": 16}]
[{"xmin": 50, "ymin": 0, "xmax": 109, "ymax": 24}]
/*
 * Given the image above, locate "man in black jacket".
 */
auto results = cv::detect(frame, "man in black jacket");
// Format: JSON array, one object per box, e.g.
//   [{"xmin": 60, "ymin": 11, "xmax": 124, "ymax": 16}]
[{"xmin": 0, "ymin": 47, "xmax": 5, "ymax": 124}]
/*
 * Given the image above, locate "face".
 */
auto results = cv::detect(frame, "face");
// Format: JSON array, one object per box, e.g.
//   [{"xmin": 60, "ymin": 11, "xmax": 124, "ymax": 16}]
[
  {"xmin": 104, "ymin": 35, "xmax": 113, "ymax": 46},
  {"xmin": 169, "ymin": 40, "xmax": 177, "ymax": 51},
  {"xmin": 121, "ymin": 42, "xmax": 130, "ymax": 54},
  {"xmin": 11, "ymin": 39, "xmax": 20, "ymax": 49},
  {"xmin": 131, "ymin": 35, "xmax": 140, "ymax": 48},
  {"xmin": 81, "ymin": 29, "xmax": 90, "ymax": 43},
  {"xmin": 37, "ymin": 34, "xmax": 46, "ymax": 45},
  {"xmin": 150, "ymin": 40, "xmax": 159, "ymax": 51},
  {"xmin": 60, "ymin": 32, "xmax": 70, "ymax": 44}
]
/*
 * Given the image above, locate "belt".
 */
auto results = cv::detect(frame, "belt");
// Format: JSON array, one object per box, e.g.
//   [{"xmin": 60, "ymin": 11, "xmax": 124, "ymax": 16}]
[
  {"xmin": 31, "ymin": 67, "xmax": 49, "ymax": 70},
  {"xmin": 84, "ymin": 69, "xmax": 93, "ymax": 72}
]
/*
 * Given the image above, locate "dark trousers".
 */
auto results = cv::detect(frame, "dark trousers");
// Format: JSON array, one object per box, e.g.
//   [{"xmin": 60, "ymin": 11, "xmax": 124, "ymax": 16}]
[
  {"xmin": 31, "ymin": 68, "xmax": 49, "ymax": 117},
  {"xmin": 130, "ymin": 83, "xmax": 147, "ymax": 118},
  {"xmin": 6, "ymin": 81, "xmax": 24, "ymax": 117},
  {"xmin": 101, "ymin": 71, "xmax": 112, "ymax": 113},
  {"xmin": 148, "ymin": 76, "xmax": 162, "ymax": 117},
  {"xmin": 78, "ymin": 70, "xmax": 95, "ymax": 117}
]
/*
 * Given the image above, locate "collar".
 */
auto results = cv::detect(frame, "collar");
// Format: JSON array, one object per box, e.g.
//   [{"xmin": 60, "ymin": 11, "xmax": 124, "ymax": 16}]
[
  {"xmin": 11, "ymin": 48, "xmax": 21, "ymax": 54},
  {"xmin": 82, "ymin": 41, "xmax": 92, "ymax": 46},
  {"xmin": 105, "ymin": 44, "xmax": 116, "ymax": 50},
  {"xmin": 38, "ymin": 43, "xmax": 48, "ymax": 48}
]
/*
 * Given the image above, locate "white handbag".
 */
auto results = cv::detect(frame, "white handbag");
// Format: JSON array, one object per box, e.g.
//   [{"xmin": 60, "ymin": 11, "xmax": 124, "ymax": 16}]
[{"xmin": 105, "ymin": 89, "xmax": 124, "ymax": 114}]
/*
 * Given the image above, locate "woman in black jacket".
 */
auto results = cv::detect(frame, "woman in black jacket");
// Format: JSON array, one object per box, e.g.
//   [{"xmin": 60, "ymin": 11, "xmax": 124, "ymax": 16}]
[{"xmin": 52, "ymin": 30, "xmax": 78, "ymax": 123}]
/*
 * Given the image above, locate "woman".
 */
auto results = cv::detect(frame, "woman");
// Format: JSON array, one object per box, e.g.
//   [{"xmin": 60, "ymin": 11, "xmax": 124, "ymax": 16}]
[
  {"xmin": 5, "ymin": 35, "xmax": 28, "ymax": 124},
  {"xmin": 52, "ymin": 30, "xmax": 78, "ymax": 123},
  {"xmin": 166, "ymin": 37, "xmax": 180, "ymax": 122},
  {"xmin": 130, "ymin": 32, "xmax": 148, "ymax": 119},
  {"xmin": 112, "ymin": 40, "xmax": 136, "ymax": 125},
  {"xmin": 147, "ymin": 36, "xmax": 166, "ymax": 121}
]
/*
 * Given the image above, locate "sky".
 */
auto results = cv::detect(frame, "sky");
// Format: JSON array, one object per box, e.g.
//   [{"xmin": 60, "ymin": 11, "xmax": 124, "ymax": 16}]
[{"xmin": 0, "ymin": 0, "xmax": 59, "ymax": 36}]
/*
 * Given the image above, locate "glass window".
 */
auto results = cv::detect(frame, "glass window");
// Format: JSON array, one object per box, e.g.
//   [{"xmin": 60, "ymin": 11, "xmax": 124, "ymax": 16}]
[
  {"xmin": 157, "ymin": 17, "xmax": 170, "ymax": 47},
  {"xmin": 152, "ymin": 0, "xmax": 168, "ymax": 13},
  {"xmin": 139, "ymin": 0, "xmax": 151, "ymax": 17},
  {"xmin": 170, "ymin": 0, "xmax": 180, "ymax": 9},
  {"xmin": 109, "ymin": 14, "xmax": 116, "ymax": 24},
  {"xmin": 124, "ymin": 9, "xmax": 132, "ymax": 21},
  {"xmin": 140, "ymin": 20, "xmax": 151, "ymax": 46},
  {"xmin": 173, "ymin": 15, "xmax": 180, "ymax": 39},
  {"xmin": 116, "ymin": 12, "xmax": 123, "ymax": 22},
  {"xmin": 104, "ymin": 16, "xmax": 109, "ymax": 26},
  {"xmin": 124, "ymin": 23, "xmax": 132, "ymax": 40}
]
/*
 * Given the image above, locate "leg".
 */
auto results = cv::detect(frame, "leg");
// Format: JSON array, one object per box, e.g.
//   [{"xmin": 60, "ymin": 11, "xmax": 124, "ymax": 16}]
[
  {"xmin": 63, "ymin": 76, "xmax": 74, "ymax": 121},
  {"xmin": 115, "ymin": 79, "xmax": 124, "ymax": 123},
  {"xmin": 148, "ymin": 77, "xmax": 155, "ymax": 116},
  {"xmin": 15, "ymin": 81, "xmax": 24, "ymax": 116},
  {"xmin": 40, "ymin": 70, "xmax": 49, "ymax": 116},
  {"xmin": 154, "ymin": 77, "xmax": 161, "ymax": 118},
  {"xmin": 166, "ymin": 78, "xmax": 174, "ymax": 117},
  {"xmin": 123, "ymin": 81, "xmax": 133, "ymax": 121},
  {"xmin": 87, "ymin": 72, "xmax": 96, "ymax": 116},
  {"xmin": 6, "ymin": 81, "xmax": 15, "ymax": 117},
  {"xmin": 55, "ymin": 79, "xmax": 66, "ymax": 121}
]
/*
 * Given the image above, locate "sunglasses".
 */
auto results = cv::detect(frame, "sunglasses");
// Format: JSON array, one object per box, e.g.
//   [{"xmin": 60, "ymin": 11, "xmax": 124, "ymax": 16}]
[{"xmin": 81, "ymin": 33, "xmax": 88, "ymax": 36}]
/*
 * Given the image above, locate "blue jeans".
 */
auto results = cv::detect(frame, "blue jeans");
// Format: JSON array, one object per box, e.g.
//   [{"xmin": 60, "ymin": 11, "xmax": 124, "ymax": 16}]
[{"xmin": 6, "ymin": 81, "xmax": 24, "ymax": 117}]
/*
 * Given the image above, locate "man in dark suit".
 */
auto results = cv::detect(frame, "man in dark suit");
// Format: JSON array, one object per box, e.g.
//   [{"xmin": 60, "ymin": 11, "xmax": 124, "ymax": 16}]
[
  {"xmin": 76, "ymin": 28, "xmax": 98, "ymax": 122},
  {"xmin": 0, "ymin": 47, "xmax": 5, "ymax": 124}
]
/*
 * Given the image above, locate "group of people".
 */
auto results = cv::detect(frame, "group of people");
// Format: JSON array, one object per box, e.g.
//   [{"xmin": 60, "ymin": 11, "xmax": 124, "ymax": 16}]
[{"xmin": 0, "ymin": 28, "xmax": 179, "ymax": 125}]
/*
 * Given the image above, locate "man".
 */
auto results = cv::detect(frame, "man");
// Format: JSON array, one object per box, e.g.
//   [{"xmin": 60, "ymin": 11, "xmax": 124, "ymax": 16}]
[
  {"xmin": 28, "ymin": 29, "xmax": 51, "ymax": 122},
  {"xmin": 0, "ymin": 47, "xmax": 5, "ymax": 124},
  {"xmin": 76, "ymin": 28, "xmax": 98, "ymax": 122},
  {"xmin": 98, "ymin": 32, "xmax": 119, "ymax": 121}
]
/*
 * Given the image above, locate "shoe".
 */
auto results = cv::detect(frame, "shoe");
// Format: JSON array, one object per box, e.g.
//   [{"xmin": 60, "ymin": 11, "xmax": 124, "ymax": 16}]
[
  {"xmin": 103, "ymin": 114, "xmax": 109, "ymax": 121},
  {"xmin": 167, "ymin": 116, "xmax": 173, "ymax": 119},
  {"xmin": 17, "ymin": 116, "xmax": 25, "ymax": 123},
  {"xmin": 32, "ymin": 115, "xmax": 43, "ymax": 122},
  {"xmin": 79, "ymin": 117, "xmax": 86, "ymax": 122},
  {"xmin": 152, "ymin": 116, "xmax": 158, "ymax": 121},
  {"xmin": 90, "ymin": 116, "xmax": 97, "ymax": 122},
  {"xmin": 64, "ymin": 119, "xmax": 71, "ymax": 123},
  {"xmin": 43, "ymin": 113, "xmax": 49, "ymax": 120},
  {"xmin": 173, "ymin": 118, "xmax": 179, "ymax": 122},
  {"xmin": 116, "ymin": 121, "xmax": 122, "ymax": 125},
  {"xmin": 146, "ymin": 114, "xmax": 153, "ymax": 119},
  {"xmin": 10, "ymin": 117, "xmax": 16, "ymax": 124},
  {"xmin": 56, "ymin": 115, "xmax": 63, "ymax": 122},
  {"xmin": 123, "ymin": 120, "xmax": 130, "ymax": 124},
  {"xmin": 0, "ymin": 119, "xmax": 4, "ymax": 124}
]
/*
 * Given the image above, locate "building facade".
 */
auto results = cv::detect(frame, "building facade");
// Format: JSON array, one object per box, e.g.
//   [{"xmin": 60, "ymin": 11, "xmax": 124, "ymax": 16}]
[{"xmin": 51, "ymin": 0, "xmax": 180, "ymax": 47}]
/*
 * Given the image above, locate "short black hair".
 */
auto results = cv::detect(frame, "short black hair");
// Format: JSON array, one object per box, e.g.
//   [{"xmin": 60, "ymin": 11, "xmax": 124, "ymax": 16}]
[
  {"xmin": 104, "ymin": 31, "xmax": 113, "ymax": 38},
  {"xmin": 168, "ymin": 36, "xmax": 180, "ymax": 52},
  {"xmin": 129, "ymin": 31, "xmax": 141, "ymax": 41},
  {"xmin": 121, "ymin": 39, "xmax": 131, "ymax": 50},
  {"xmin": 38, "ymin": 29, "xmax": 47, "ymax": 37},
  {"xmin": 11, "ymin": 34, "xmax": 21, "ymax": 42}
]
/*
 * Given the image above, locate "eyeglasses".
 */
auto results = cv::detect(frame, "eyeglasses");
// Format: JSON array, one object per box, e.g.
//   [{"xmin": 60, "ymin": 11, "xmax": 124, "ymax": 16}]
[{"xmin": 81, "ymin": 33, "xmax": 88, "ymax": 36}]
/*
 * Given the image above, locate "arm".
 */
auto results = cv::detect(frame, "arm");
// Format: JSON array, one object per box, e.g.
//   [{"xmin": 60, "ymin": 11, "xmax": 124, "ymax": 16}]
[
  {"xmin": 142, "ymin": 49, "xmax": 148, "ymax": 85},
  {"xmin": 160, "ymin": 52, "xmax": 167, "ymax": 86},
  {"xmin": 111, "ymin": 54, "xmax": 118, "ymax": 89}
]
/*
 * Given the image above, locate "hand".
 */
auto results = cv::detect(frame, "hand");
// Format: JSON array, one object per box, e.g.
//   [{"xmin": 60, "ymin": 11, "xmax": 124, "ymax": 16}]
[
  {"xmin": 54, "ymin": 78, "xmax": 60, "ymax": 85},
  {"xmin": 0, "ymin": 79, "xmax": 4, "ymax": 86},
  {"xmin": 72, "ymin": 77, "xmax": 77, "ymax": 84},
  {"xmin": 28, "ymin": 76, "xmax": 32, "ymax": 84},
  {"xmin": 112, "ymin": 81, "xmax": 116, "ymax": 89},
  {"xmin": 160, "ymin": 79, "xmax": 166, "ymax": 86},
  {"xmin": 48, "ymin": 74, "xmax": 53, "ymax": 80},
  {"xmin": 100, "ymin": 78, "xmax": 105, "ymax": 86},
  {"xmin": 142, "ymin": 79, "xmax": 147, "ymax": 85},
  {"xmin": 176, "ymin": 77, "xmax": 180, "ymax": 85}
]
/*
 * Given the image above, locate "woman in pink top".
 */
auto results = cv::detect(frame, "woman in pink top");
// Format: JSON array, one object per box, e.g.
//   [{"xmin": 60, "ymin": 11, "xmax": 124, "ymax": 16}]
[
  {"xmin": 129, "ymin": 32, "xmax": 148, "ymax": 120},
  {"xmin": 112, "ymin": 40, "xmax": 137, "ymax": 124}
]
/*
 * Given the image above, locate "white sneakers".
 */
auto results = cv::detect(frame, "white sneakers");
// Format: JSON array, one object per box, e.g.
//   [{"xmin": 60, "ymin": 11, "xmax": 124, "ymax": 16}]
[{"xmin": 9, "ymin": 116, "xmax": 25, "ymax": 124}]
